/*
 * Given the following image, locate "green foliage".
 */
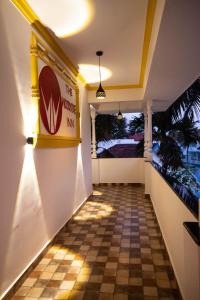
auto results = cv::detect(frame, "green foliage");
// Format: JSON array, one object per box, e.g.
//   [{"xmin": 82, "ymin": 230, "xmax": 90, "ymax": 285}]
[
  {"xmin": 129, "ymin": 113, "xmax": 144, "ymax": 134},
  {"xmin": 114, "ymin": 117, "xmax": 127, "ymax": 139},
  {"xmin": 136, "ymin": 140, "xmax": 144, "ymax": 157},
  {"xmin": 95, "ymin": 114, "xmax": 127, "ymax": 142},
  {"xmin": 95, "ymin": 76, "xmax": 200, "ymax": 172},
  {"xmin": 95, "ymin": 114, "xmax": 116, "ymax": 142},
  {"xmin": 128, "ymin": 102, "xmax": 200, "ymax": 175},
  {"xmin": 170, "ymin": 167, "xmax": 200, "ymax": 191},
  {"xmin": 157, "ymin": 136, "xmax": 183, "ymax": 175},
  {"xmin": 152, "ymin": 77, "xmax": 200, "ymax": 173},
  {"xmin": 167, "ymin": 77, "xmax": 200, "ymax": 122},
  {"xmin": 170, "ymin": 116, "xmax": 200, "ymax": 163}
]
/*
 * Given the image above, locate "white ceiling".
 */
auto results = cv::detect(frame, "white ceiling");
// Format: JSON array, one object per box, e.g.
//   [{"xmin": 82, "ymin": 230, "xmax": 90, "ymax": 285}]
[
  {"xmin": 144, "ymin": 0, "xmax": 200, "ymax": 110},
  {"xmin": 92, "ymin": 100, "xmax": 144, "ymax": 114},
  {"xmin": 27, "ymin": 0, "xmax": 148, "ymax": 87},
  {"xmin": 93, "ymin": 0, "xmax": 200, "ymax": 113},
  {"xmin": 26, "ymin": 0, "xmax": 200, "ymax": 113}
]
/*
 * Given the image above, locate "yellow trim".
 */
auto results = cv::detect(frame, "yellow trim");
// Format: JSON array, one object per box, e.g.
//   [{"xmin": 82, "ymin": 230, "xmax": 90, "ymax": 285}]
[
  {"xmin": 33, "ymin": 135, "xmax": 81, "ymax": 148},
  {"xmin": 11, "ymin": 0, "xmax": 157, "ymax": 90},
  {"xmin": 77, "ymin": 73, "xmax": 88, "ymax": 87},
  {"xmin": 30, "ymin": 32, "xmax": 80, "ymax": 148},
  {"xmin": 30, "ymin": 32, "xmax": 40, "ymax": 134},
  {"xmin": 34, "ymin": 137, "xmax": 81, "ymax": 148},
  {"xmin": 87, "ymin": 0, "xmax": 157, "ymax": 91},
  {"xmin": 139, "ymin": 0, "xmax": 157, "ymax": 86},
  {"xmin": 88, "ymin": 84, "xmax": 142, "ymax": 91},
  {"xmin": 75, "ymin": 85, "xmax": 80, "ymax": 139},
  {"xmin": 11, "ymin": 0, "xmax": 78, "ymax": 77},
  {"xmin": 37, "ymin": 134, "xmax": 81, "ymax": 141}
]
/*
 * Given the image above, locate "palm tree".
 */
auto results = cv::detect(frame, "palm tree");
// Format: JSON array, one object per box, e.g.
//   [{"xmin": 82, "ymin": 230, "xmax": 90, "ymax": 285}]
[
  {"xmin": 136, "ymin": 139, "xmax": 144, "ymax": 157},
  {"xmin": 95, "ymin": 114, "xmax": 127, "ymax": 142},
  {"xmin": 95, "ymin": 114, "xmax": 117, "ymax": 142},
  {"xmin": 114, "ymin": 117, "xmax": 127, "ymax": 139},
  {"xmin": 152, "ymin": 111, "xmax": 172, "ymax": 137},
  {"xmin": 128, "ymin": 111, "xmax": 184, "ymax": 173},
  {"xmin": 128, "ymin": 114, "xmax": 145, "ymax": 156},
  {"xmin": 129, "ymin": 113, "xmax": 144, "ymax": 134},
  {"xmin": 157, "ymin": 136, "xmax": 183, "ymax": 176},
  {"xmin": 167, "ymin": 77, "xmax": 200, "ymax": 122},
  {"xmin": 171, "ymin": 116, "xmax": 200, "ymax": 164}
]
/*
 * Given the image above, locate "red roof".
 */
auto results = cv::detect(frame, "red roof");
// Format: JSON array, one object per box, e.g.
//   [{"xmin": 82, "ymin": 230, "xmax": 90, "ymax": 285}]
[
  {"xmin": 129, "ymin": 133, "xmax": 144, "ymax": 141},
  {"xmin": 99, "ymin": 144, "xmax": 142, "ymax": 158}
]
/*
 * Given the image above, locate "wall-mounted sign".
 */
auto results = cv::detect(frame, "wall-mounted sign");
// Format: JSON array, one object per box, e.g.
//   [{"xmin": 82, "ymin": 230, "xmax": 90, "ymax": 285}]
[{"xmin": 30, "ymin": 32, "xmax": 80, "ymax": 148}]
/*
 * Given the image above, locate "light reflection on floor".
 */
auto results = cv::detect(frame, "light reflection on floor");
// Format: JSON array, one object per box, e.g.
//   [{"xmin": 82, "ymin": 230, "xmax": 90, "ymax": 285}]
[
  {"xmin": 11, "ymin": 185, "xmax": 180, "ymax": 300},
  {"xmin": 74, "ymin": 201, "xmax": 114, "ymax": 221},
  {"xmin": 92, "ymin": 190, "xmax": 103, "ymax": 196}
]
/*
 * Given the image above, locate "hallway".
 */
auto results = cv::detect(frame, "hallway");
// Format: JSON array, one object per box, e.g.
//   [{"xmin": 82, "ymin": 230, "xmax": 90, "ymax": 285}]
[{"xmin": 11, "ymin": 185, "xmax": 180, "ymax": 300}]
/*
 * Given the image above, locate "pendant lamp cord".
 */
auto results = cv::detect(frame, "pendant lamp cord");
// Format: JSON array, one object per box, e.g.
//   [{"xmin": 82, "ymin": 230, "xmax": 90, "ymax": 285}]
[{"xmin": 99, "ymin": 56, "xmax": 101, "ymax": 84}]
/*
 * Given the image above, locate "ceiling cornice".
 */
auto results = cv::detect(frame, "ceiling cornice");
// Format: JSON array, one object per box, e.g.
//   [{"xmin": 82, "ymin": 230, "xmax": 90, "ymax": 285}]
[
  {"xmin": 11, "ymin": 0, "xmax": 157, "ymax": 90},
  {"xmin": 87, "ymin": 0, "xmax": 157, "ymax": 90},
  {"xmin": 11, "ymin": 0, "xmax": 78, "ymax": 77}
]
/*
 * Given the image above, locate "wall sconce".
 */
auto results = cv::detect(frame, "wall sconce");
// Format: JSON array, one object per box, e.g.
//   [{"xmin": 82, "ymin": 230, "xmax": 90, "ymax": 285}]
[{"xmin": 27, "ymin": 137, "xmax": 34, "ymax": 144}]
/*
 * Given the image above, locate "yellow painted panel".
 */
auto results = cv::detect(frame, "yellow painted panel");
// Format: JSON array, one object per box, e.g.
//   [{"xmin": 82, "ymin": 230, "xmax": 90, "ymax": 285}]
[{"xmin": 30, "ymin": 32, "xmax": 80, "ymax": 148}]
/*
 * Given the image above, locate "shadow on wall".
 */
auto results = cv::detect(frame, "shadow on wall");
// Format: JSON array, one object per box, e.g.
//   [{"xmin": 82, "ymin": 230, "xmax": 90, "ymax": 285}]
[
  {"xmin": 0, "ymin": 33, "xmax": 90, "ymax": 300},
  {"xmin": 0, "ymin": 13, "xmax": 25, "ymax": 294},
  {"xmin": 1, "ymin": 134, "xmax": 90, "ymax": 298},
  {"xmin": 74, "ymin": 87, "xmax": 92, "ymax": 211},
  {"xmin": 10, "ymin": 191, "xmax": 115, "ymax": 299},
  {"xmin": 1, "ymin": 145, "xmax": 48, "ymax": 295},
  {"xmin": 0, "ymin": 68, "xmax": 93, "ymax": 299},
  {"xmin": 0, "ymin": 3, "xmax": 92, "ymax": 297}
]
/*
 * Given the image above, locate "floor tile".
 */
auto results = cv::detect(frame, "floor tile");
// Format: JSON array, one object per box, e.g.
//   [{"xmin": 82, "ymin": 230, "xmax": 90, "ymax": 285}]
[{"xmin": 10, "ymin": 185, "xmax": 180, "ymax": 300}]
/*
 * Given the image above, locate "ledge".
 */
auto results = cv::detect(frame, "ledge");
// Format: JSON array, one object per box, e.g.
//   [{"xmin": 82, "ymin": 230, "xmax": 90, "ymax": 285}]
[
  {"xmin": 183, "ymin": 222, "xmax": 200, "ymax": 246},
  {"xmin": 151, "ymin": 162, "xmax": 198, "ymax": 219}
]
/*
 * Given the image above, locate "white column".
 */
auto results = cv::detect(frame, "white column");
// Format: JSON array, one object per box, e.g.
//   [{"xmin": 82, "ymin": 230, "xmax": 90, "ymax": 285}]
[
  {"xmin": 90, "ymin": 106, "xmax": 97, "ymax": 158},
  {"xmin": 146, "ymin": 100, "xmax": 152, "ymax": 162},
  {"xmin": 144, "ymin": 107, "xmax": 148, "ymax": 159}
]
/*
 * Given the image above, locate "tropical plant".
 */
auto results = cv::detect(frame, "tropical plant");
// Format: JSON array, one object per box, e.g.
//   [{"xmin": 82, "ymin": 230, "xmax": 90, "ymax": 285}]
[
  {"xmin": 128, "ymin": 111, "xmax": 184, "ymax": 172},
  {"xmin": 151, "ymin": 79, "xmax": 200, "ymax": 216},
  {"xmin": 171, "ymin": 116, "xmax": 200, "ymax": 163},
  {"xmin": 95, "ymin": 114, "xmax": 116, "ymax": 141},
  {"xmin": 136, "ymin": 139, "xmax": 144, "ymax": 157},
  {"xmin": 152, "ymin": 111, "xmax": 172, "ymax": 138},
  {"xmin": 157, "ymin": 136, "xmax": 183, "ymax": 175},
  {"xmin": 167, "ymin": 77, "xmax": 200, "ymax": 122},
  {"xmin": 129, "ymin": 113, "xmax": 144, "ymax": 134},
  {"xmin": 95, "ymin": 114, "xmax": 127, "ymax": 142},
  {"xmin": 114, "ymin": 117, "xmax": 128, "ymax": 139}
]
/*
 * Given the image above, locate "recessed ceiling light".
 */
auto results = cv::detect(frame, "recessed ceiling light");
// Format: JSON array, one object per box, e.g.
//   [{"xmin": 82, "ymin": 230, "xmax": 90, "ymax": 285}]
[{"xmin": 78, "ymin": 64, "xmax": 112, "ymax": 84}]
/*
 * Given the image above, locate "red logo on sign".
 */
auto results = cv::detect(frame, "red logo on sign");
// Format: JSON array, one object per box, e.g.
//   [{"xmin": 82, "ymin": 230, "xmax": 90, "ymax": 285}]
[{"xmin": 39, "ymin": 66, "xmax": 62, "ymax": 135}]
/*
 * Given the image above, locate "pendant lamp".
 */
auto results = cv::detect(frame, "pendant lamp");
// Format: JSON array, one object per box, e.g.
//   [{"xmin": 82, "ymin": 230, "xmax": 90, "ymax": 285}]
[
  {"xmin": 117, "ymin": 102, "xmax": 123, "ymax": 120},
  {"xmin": 96, "ymin": 51, "xmax": 106, "ymax": 99}
]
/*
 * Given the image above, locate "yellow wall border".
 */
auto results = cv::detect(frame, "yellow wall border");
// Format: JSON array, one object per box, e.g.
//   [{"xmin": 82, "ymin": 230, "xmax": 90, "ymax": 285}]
[
  {"xmin": 11, "ymin": 0, "xmax": 78, "ymax": 77},
  {"xmin": 30, "ymin": 32, "xmax": 81, "ymax": 148},
  {"xmin": 87, "ymin": 0, "xmax": 157, "ymax": 91},
  {"xmin": 11, "ymin": 0, "xmax": 157, "ymax": 90}
]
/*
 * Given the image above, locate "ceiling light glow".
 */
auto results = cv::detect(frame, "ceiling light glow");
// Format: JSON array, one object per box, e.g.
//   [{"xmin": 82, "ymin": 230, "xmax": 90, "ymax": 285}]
[
  {"xmin": 78, "ymin": 64, "xmax": 112, "ymax": 84},
  {"xmin": 27, "ymin": 0, "xmax": 94, "ymax": 38}
]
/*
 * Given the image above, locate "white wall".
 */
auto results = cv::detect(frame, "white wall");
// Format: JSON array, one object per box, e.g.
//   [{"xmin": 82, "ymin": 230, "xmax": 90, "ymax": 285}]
[
  {"xmin": 147, "ymin": 163, "xmax": 200, "ymax": 300},
  {"xmin": 0, "ymin": 1, "xmax": 92, "ymax": 297},
  {"xmin": 92, "ymin": 158, "xmax": 144, "ymax": 184}
]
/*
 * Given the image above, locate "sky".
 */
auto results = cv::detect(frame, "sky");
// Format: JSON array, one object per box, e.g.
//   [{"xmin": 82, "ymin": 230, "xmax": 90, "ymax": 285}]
[{"xmin": 122, "ymin": 112, "xmax": 141, "ymax": 123}]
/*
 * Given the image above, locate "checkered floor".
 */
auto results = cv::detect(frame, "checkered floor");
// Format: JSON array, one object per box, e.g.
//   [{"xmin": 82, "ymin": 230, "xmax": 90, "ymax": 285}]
[{"xmin": 11, "ymin": 184, "xmax": 181, "ymax": 300}]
